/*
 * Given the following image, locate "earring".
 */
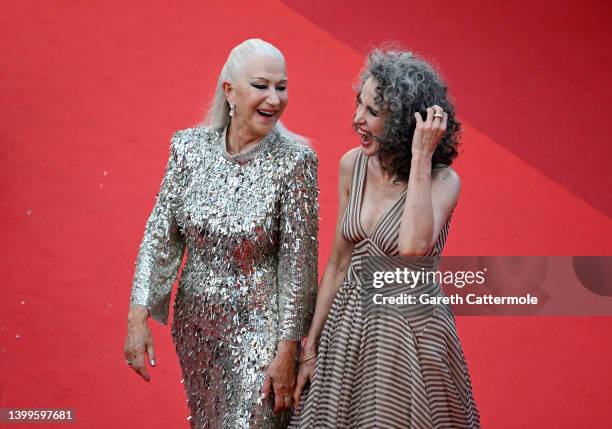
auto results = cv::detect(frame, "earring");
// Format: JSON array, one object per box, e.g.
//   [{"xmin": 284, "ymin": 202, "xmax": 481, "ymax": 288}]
[{"xmin": 229, "ymin": 102, "xmax": 235, "ymax": 117}]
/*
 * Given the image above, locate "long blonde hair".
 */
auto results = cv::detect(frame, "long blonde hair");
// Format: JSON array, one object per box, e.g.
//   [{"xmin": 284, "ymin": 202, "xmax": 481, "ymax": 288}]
[{"xmin": 202, "ymin": 38, "xmax": 307, "ymax": 144}]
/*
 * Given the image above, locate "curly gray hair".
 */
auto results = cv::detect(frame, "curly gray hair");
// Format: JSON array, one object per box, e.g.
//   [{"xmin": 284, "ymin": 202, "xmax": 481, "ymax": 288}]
[{"xmin": 358, "ymin": 47, "xmax": 460, "ymax": 181}]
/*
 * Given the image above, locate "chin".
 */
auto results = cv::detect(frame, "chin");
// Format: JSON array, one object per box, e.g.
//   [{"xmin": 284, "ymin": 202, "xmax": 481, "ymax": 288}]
[
  {"xmin": 256, "ymin": 119, "xmax": 276, "ymax": 134},
  {"xmin": 248, "ymin": 122, "xmax": 273, "ymax": 139},
  {"xmin": 359, "ymin": 141, "xmax": 379, "ymax": 156}
]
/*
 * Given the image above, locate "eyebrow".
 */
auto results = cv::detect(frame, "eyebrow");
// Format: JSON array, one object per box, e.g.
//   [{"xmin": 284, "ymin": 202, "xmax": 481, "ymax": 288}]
[
  {"xmin": 357, "ymin": 92, "xmax": 374, "ymax": 106},
  {"xmin": 250, "ymin": 77, "xmax": 288, "ymax": 84},
  {"xmin": 357, "ymin": 92, "xmax": 383, "ymax": 114}
]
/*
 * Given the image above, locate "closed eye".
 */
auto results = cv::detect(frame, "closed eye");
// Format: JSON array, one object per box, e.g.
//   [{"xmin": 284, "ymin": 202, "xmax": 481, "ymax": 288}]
[
  {"xmin": 251, "ymin": 83, "xmax": 287, "ymax": 91},
  {"xmin": 357, "ymin": 94, "xmax": 378, "ymax": 116}
]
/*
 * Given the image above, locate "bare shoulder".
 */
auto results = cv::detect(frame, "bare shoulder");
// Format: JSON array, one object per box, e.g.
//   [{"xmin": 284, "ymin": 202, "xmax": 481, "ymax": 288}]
[
  {"xmin": 339, "ymin": 148, "xmax": 361, "ymax": 179},
  {"xmin": 336, "ymin": 148, "xmax": 360, "ymax": 196},
  {"xmin": 432, "ymin": 166, "xmax": 461, "ymax": 208},
  {"xmin": 432, "ymin": 165, "xmax": 461, "ymax": 188}
]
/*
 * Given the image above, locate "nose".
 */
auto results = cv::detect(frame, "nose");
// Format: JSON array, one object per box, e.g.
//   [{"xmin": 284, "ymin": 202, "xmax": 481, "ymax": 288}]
[
  {"xmin": 266, "ymin": 89, "xmax": 280, "ymax": 106},
  {"xmin": 354, "ymin": 104, "xmax": 365, "ymax": 124}
]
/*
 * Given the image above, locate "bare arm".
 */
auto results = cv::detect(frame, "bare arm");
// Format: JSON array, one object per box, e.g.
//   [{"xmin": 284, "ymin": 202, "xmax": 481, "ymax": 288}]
[
  {"xmin": 293, "ymin": 148, "xmax": 357, "ymax": 409},
  {"xmin": 302, "ymin": 149, "xmax": 357, "ymax": 353},
  {"xmin": 398, "ymin": 106, "xmax": 461, "ymax": 256}
]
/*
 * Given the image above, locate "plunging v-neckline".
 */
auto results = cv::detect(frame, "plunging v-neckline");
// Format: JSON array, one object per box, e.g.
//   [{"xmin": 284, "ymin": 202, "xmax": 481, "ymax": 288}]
[{"xmin": 357, "ymin": 156, "xmax": 407, "ymax": 238}]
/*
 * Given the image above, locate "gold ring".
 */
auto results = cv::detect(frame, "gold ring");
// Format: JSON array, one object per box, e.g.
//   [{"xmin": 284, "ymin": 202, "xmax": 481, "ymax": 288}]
[{"xmin": 433, "ymin": 113, "xmax": 444, "ymax": 119}]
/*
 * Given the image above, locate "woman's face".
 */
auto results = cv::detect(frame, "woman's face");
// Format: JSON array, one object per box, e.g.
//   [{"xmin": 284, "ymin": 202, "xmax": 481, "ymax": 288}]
[
  {"xmin": 225, "ymin": 55, "xmax": 288, "ymax": 139},
  {"xmin": 354, "ymin": 76, "xmax": 386, "ymax": 156}
]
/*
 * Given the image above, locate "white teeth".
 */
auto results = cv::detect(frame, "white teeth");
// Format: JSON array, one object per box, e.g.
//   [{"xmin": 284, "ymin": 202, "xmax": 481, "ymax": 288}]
[{"xmin": 257, "ymin": 110, "xmax": 275, "ymax": 117}]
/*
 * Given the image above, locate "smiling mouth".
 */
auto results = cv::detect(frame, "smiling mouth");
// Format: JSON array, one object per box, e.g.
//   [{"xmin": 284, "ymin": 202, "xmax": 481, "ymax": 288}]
[
  {"xmin": 256, "ymin": 109, "xmax": 277, "ymax": 118},
  {"xmin": 355, "ymin": 126, "xmax": 373, "ymax": 145}
]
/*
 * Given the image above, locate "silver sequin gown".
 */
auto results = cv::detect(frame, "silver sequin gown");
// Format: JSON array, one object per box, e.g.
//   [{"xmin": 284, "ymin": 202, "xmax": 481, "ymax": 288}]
[{"xmin": 129, "ymin": 127, "xmax": 319, "ymax": 428}]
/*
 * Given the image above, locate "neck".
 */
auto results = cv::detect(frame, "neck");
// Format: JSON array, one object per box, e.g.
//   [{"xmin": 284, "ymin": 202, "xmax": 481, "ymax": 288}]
[
  {"xmin": 373, "ymin": 155, "xmax": 401, "ymax": 184},
  {"xmin": 226, "ymin": 120, "xmax": 264, "ymax": 155}
]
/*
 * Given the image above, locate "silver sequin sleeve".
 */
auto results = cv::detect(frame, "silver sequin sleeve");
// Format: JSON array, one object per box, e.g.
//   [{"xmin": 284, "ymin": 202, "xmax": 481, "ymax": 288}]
[
  {"xmin": 277, "ymin": 151, "xmax": 319, "ymax": 340},
  {"xmin": 129, "ymin": 132, "xmax": 187, "ymax": 324}
]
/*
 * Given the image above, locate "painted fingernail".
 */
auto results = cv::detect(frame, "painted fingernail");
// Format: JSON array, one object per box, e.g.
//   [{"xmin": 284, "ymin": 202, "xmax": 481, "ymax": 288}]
[{"xmin": 150, "ymin": 359, "xmax": 156, "ymax": 366}]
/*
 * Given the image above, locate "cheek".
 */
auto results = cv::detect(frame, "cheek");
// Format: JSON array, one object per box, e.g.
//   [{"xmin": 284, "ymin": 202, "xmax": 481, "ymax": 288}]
[
  {"xmin": 279, "ymin": 94, "xmax": 288, "ymax": 109},
  {"xmin": 241, "ymin": 90, "xmax": 265, "ymax": 108},
  {"xmin": 372, "ymin": 118, "xmax": 385, "ymax": 136}
]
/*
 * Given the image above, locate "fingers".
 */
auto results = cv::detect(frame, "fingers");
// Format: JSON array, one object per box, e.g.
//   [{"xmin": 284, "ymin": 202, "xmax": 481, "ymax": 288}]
[
  {"xmin": 416, "ymin": 106, "xmax": 446, "ymax": 128},
  {"xmin": 412, "ymin": 105, "xmax": 447, "ymax": 155},
  {"xmin": 425, "ymin": 107, "xmax": 435, "ymax": 127},
  {"xmin": 272, "ymin": 388, "xmax": 293, "ymax": 413},
  {"xmin": 261, "ymin": 374, "xmax": 272, "ymax": 400},
  {"xmin": 273, "ymin": 395, "xmax": 282, "ymax": 414},
  {"xmin": 124, "ymin": 323, "xmax": 153, "ymax": 382},
  {"xmin": 429, "ymin": 105, "xmax": 447, "ymax": 143},
  {"xmin": 263, "ymin": 375, "xmax": 292, "ymax": 414},
  {"xmin": 283, "ymin": 394, "xmax": 292, "ymax": 411},
  {"xmin": 146, "ymin": 339, "xmax": 156, "ymax": 367},
  {"xmin": 293, "ymin": 371, "xmax": 308, "ymax": 414},
  {"xmin": 273, "ymin": 392, "xmax": 291, "ymax": 414},
  {"xmin": 272, "ymin": 380, "xmax": 294, "ymax": 413},
  {"xmin": 131, "ymin": 351, "xmax": 151, "ymax": 382},
  {"xmin": 273, "ymin": 393, "xmax": 282, "ymax": 413},
  {"xmin": 431, "ymin": 104, "xmax": 444, "ymax": 127}
]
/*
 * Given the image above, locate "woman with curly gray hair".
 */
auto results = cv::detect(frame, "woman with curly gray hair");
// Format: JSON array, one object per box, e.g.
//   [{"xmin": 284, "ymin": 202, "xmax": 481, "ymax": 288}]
[{"xmin": 290, "ymin": 47, "xmax": 480, "ymax": 428}]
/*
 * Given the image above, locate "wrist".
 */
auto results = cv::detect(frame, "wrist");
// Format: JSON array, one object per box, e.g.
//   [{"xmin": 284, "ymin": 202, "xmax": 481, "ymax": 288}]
[
  {"xmin": 300, "ymin": 353, "xmax": 317, "ymax": 363},
  {"xmin": 302, "ymin": 337, "xmax": 318, "ymax": 355},
  {"xmin": 128, "ymin": 305, "xmax": 149, "ymax": 325},
  {"xmin": 410, "ymin": 152, "xmax": 433, "ymax": 163},
  {"xmin": 410, "ymin": 154, "xmax": 434, "ymax": 177},
  {"xmin": 276, "ymin": 340, "xmax": 299, "ymax": 357}
]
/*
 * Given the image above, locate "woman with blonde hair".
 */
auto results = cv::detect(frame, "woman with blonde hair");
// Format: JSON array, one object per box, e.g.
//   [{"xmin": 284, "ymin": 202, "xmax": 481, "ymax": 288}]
[{"xmin": 124, "ymin": 39, "xmax": 319, "ymax": 428}]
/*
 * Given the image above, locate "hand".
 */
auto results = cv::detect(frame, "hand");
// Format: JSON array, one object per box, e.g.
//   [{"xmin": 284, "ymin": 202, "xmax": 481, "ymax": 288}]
[
  {"xmin": 293, "ymin": 353, "xmax": 316, "ymax": 414},
  {"xmin": 124, "ymin": 305, "xmax": 155, "ymax": 382},
  {"xmin": 412, "ymin": 105, "xmax": 448, "ymax": 157},
  {"xmin": 261, "ymin": 342, "xmax": 297, "ymax": 414}
]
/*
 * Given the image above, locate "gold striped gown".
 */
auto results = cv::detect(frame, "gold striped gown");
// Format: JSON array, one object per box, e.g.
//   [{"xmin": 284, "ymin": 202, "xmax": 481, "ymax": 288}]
[{"xmin": 290, "ymin": 152, "xmax": 480, "ymax": 429}]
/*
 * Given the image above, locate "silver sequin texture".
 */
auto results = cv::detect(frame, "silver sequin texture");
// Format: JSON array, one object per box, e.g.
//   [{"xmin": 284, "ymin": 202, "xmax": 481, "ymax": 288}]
[{"xmin": 130, "ymin": 127, "xmax": 319, "ymax": 428}]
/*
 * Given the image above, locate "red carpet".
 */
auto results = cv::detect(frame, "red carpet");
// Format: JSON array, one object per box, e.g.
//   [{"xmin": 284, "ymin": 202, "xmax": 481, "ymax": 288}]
[{"xmin": 1, "ymin": 1, "xmax": 611, "ymax": 428}]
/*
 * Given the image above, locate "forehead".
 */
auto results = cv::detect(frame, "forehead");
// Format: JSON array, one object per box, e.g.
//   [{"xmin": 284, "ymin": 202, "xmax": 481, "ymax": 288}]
[
  {"xmin": 242, "ymin": 55, "xmax": 287, "ymax": 80},
  {"xmin": 360, "ymin": 76, "xmax": 379, "ymax": 101}
]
